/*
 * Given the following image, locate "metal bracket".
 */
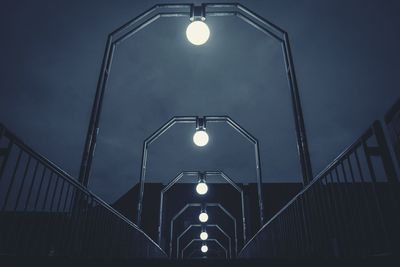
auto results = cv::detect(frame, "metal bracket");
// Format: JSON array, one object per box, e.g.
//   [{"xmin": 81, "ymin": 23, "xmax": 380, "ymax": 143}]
[{"xmin": 190, "ymin": 4, "xmax": 206, "ymax": 21}]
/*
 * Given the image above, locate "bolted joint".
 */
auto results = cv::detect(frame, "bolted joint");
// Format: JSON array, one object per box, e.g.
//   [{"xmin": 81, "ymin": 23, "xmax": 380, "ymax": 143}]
[
  {"xmin": 201, "ymin": 203, "xmax": 207, "ymax": 213},
  {"xmin": 196, "ymin": 116, "xmax": 206, "ymax": 130},
  {"xmin": 198, "ymin": 172, "xmax": 206, "ymax": 182},
  {"xmin": 190, "ymin": 4, "xmax": 206, "ymax": 21}
]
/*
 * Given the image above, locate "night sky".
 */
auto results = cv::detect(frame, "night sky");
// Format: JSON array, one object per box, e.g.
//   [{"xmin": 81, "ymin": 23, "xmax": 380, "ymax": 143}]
[{"xmin": 0, "ymin": 0, "xmax": 399, "ymax": 202}]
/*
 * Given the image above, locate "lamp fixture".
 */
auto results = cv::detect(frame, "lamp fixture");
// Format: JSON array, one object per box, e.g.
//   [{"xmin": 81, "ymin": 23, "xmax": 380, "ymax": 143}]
[{"xmin": 200, "ymin": 231, "xmax": 208, "ymax": 241}]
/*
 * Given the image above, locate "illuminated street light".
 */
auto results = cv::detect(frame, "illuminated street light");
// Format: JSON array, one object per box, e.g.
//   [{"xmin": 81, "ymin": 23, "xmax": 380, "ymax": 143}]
[
  {"xmin": 199, "ymin": 211, "xmax": 208, "ymax": 223},
  {"xmin": 196, "ymin": 181, "xmax": 208, "ymax": 195},
  {"xmin": 201, "ymin": 244, "xmax": 208, "ymax": 253},
  {"xmin": 200, "ymin": 231, "xmax": 208, "ymax": 240},
  {"xmin": 186, "ymin": 20, "xmax": 210, "ymax": 45},
  {"xmin": 193, "ymin": 129, "xmax": 209, "ymax": 147},
  {"xmin": 186, "ymin": 4, "xmax": 209, "ymax": 46},
  {"xmin": 196, "ymin": 172, "xmax": 208, "ymax": 195}
]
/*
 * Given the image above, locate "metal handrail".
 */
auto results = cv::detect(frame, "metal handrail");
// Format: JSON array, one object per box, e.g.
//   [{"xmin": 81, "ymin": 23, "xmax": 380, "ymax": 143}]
[
  {"xmin": 0, "ymin": 123, "xmax": 166, "ymax": 258},
  {"xmin": 239, "ymin": 120, "xmax": 399, "ymax": 258}
]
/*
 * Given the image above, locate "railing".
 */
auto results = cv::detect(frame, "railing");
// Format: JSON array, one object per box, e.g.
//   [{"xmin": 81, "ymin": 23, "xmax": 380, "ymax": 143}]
[
  {"xmin": 0, "ymin": 124, "xmax": 166, "ymax": 258},
  {"xmin": 385, "ymin": 98, "xmax": 400, "ymax": 167},
  {"xmin": 239, "ymin": 121, "xmax": 399, "ymax": 258}
]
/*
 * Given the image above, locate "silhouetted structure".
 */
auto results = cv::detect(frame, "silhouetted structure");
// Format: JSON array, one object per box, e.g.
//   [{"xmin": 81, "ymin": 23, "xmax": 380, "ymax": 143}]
[
  {"xmin": 0, "ymin": 0, "xmax": 400, "ymax": 264},
  {"xmin": 112, "ymin": 182, "xmax": 302, "ymax": 254}
]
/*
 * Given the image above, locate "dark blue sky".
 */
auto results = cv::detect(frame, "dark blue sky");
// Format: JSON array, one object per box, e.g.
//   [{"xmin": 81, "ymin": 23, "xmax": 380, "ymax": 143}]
[{"xmin": 0, "ymin": 0, "xmax": 399, "ymax": 202}]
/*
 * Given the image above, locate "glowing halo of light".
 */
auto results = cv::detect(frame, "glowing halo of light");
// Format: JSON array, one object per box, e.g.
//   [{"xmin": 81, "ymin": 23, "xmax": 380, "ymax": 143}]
[
  {"xmin": 198, "ymin": 212, "xmax": 209, "ymax": 223},
  {"xmin": 201, "ymin": 244, "xmax": 208, "ymax": 253},
  {"xmin": 196, "ymin": 182, "xmax": 208, "ymax": 195},
  {"xmin": 193, "ymin": 130, "xmax": 209, "ymax": 147},
  {"xmin": 186, "ymin": 20, "xmax": 210, "ymax": 45},
  {"xmin": 200, "ymin": 231, "xmax": 208, "ymax": 240}
]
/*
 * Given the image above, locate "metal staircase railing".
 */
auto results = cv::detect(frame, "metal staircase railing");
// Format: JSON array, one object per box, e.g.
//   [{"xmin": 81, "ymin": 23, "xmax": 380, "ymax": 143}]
[
  {"xmin": 239, "ymin": 120, "xmax": 399, "ymax": 258},
  {"xmin": 0, "ymin": 124, "xmax": 166, "ymax": 258},
  {"xmin": 1, "ymin": 97, "xmax": 399, "ymax": 260}
]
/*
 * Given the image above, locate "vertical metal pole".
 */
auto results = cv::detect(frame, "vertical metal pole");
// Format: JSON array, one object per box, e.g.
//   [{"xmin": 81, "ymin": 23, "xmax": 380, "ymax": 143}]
[
  {"xmin": 240, "ymin": 190, "xmax": 246, "ymax": 245},
  {"xmin": 79, "ymin": 37, "xmax": 115, "ymax": 187},
  {"xmin": 136, "ymin": 142, "xmax": 148, "ymax": 227},
  {"xmin": 282, "ymin": 32, "xmax": 313, "ymax": 185},
  {"xmin": 158, "ymin": 190, "xmax": 164, "ymax": 245},
  {"xmin": 255, "ymin": 141, "xmax": 265, "ymax": 226}
]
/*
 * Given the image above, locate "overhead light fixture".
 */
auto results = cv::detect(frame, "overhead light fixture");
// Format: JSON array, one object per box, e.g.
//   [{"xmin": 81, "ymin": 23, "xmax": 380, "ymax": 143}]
[
  {"xmin": 199, "ymin": 211, "xmax": 208, "ymax": 223},
  {"xmin": 196, "ymin": 182, "xmax": 208, "ymax": 195},
  {"xmin": 200, "ymin": 231, "xmax": 208, "ymax": 241},
  {"xmin": 186, "ymin": 5, "xmax": 209, "ymax": 45},
  {"xmin": 193, "ymin": 130, "xmax": 209, "ymax": 147},
  {"xmin": 193, "ymin": 117, "xmax": 209, "ymax": 147},
  {"xmin": 186, "ymin": 21, "xmax": 210, "ymax": 45},
  {"xmin": 201, "ymin": 244, "xmax": 208, "ymax": 253},
  {"xmin": 195, "ymin": 173, "xmax": 208, "ymax": 195}
]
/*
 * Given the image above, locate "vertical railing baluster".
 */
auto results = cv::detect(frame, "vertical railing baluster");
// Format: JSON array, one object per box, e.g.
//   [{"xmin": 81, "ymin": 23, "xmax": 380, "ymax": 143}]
[
  {"xmin": 346, "ymin": 156, "xmax": 367, "ymax": 256},
  {"xmin": 39, "ymin": 172, "xmax": 55, "ymax": 255},
  {"xmin": 310, "ymin": 184, "xmax": 325, "ymax": 255},
  {"xmin": 354, "ymin": 148, "xmax": 377, "ymax": 254},
  {"xmin": 1, "ymin": 148, "xmax": 23, "ymax": 211},
  {"xmin": 333, "ymin": 165, "xmax": 351, "ymax": 256},
  {"xmin": 0, "ymin": 141, "xmax": 13, "ymax": 184},
  {"xmin": 16, "ymin": 160, "xmax": 39, "ymax": 254},
  {"xmin": 14, "ymin": 156, "xmax": 31, "ymax": 210},
  {"xmin": 45, "ymin": 175, "xmax": 60, "ymax": 255},
  {"xmin": 65, "ymin": 188, "xmax": 82, "ymax": 256},
  {"xmin": 294, "ymin": 199, "xmax": 303, "ymax": 256},
  {"xmin": 340, "ymin": 159, "xmax": 359, "ymax": 256},
  {"xmin": 362, "ymin": 140, "xmax": 390, "ymax": 254},
  {"xmin": 90, "ymin": 201, "xmax": 102, "ymax": 258},
  {"xmin": 373, "ymin": 121, "xmax": 400, "ymax": 252},
  {"xmin": 326, "ymin": 173, "xmax": 342, "ymax": 257},
  {"xmin": 62, "ymin": 185, "xmax": 76, "ymax": 257},
  {"xmin": 52, "ymin": 179, "xmax": 65, "ymax": 256},
  {"xmin": 22, "ymin": 166, "xmax": 46, "ymax": 255},
  {"xmin": 9, "ymin": 155, "xmax": 32, "ymax": 254}
]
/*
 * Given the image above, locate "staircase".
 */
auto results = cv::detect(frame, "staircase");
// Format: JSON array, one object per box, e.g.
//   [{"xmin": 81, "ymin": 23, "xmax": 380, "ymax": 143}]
[{"xmin": 1, "ymin": 99, "xmax": 400, "ymax": 265}]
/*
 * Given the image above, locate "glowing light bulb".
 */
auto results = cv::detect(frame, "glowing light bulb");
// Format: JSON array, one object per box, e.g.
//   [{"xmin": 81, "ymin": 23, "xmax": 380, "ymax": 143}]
[
  {"xmin": 186, "ymin": 21, "xmax": 210, "ymax": 45},
  {"xmin": 199, "ymin": 212, "xmax": 208, "ymax": 223},
  {"xmin": 193, "ymin": 130, "xmax": 209, "ymax": 147},
  {"xmin": 196, "ymin": 182, "xmax": 208, "ymax": 195},
  {"xmin": 200, "ymin": 231, "xmax": 208, "ymax": 240},
  {"xmin": 201, "ymin": 244, "xmax": 208, "ymax": 253}
]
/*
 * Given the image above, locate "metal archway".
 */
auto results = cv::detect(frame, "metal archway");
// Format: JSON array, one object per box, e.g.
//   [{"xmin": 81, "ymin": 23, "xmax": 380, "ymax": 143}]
[
  {"xmin": 159, "ymin": 171, "xmax": 245, "ymax": 247},
  {"xmin": 176, "ymin": 224, "xmax": 232, "ymax": 258},
  {"xmin": 80, "ymin": 3, "xmax": 313, "ymax": 204},
  {"xmin": 169, "ymin": 202, "xmax": 237, "ymax": 258},
  {"xmin": 182, "ymin": 238, "xmax": 228, "ymax": 259},
  {"xmin": 137, "ymin": 116, "xmax": 263, "ymax": 227}
]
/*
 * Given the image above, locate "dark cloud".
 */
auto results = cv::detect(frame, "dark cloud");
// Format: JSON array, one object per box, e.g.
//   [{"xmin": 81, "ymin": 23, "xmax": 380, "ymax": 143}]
[{"xmin": 1, "ymin": 0, "xmax": 399, "ymax": 202}]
